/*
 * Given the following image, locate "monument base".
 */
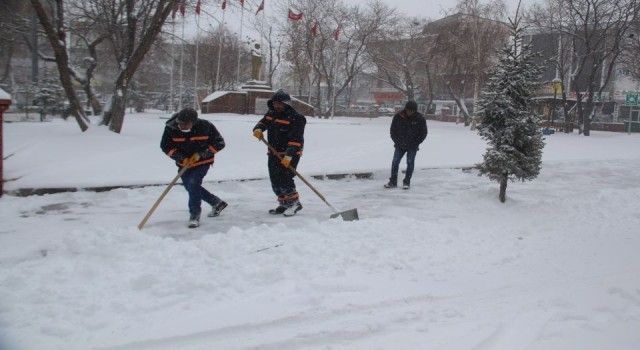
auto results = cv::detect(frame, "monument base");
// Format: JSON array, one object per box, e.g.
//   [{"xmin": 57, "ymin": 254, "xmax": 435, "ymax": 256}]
[
  {"xmin": 240, "ymin": 80, "xmax": 272, "ymax": 91},
  {"xmin": 201, "ymin": 81, "xmax": 314, "ymax": 116}
]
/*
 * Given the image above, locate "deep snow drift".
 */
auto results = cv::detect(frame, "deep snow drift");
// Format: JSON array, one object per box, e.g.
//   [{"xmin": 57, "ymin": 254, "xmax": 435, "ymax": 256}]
[{"xmin": 1, "ymin": 113, "xmax": 640, "ymax": 350}]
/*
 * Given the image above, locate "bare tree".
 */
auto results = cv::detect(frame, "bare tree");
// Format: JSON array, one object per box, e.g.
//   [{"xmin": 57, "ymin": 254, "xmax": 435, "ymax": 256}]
[
  {"xmin": 30, "ymin": 0, "xmax": 89, "ymax": 131},
  {"xmin": 81, "ymin": 0, "xmax": 178, "ymax": 133},
  {"xmin": 432, "ymin": 0, "xmax": 508, "ymax": 126},
  {"xmin": 328, "ymin": 1, "xmax": 395, "ymax": 116},
  {"xmin": 67, "ymin": 10, "xmax": 108, "ymax": 115},
  {"xmin": 26, "ymin": 15, "xmax": 107, "ymax": 116},
  {"xmin": 534, "ymin": 0, "xmax": 639, "ymax": 136},
  {"xmin": 198, "ymin": 25, "xmax": 245, "ymax": 91},
  {"xmin": 367, "ymin": 17, "xmax": 431, "ymax": 102},
  {"xmin": 279, "ymin": 0, "xmax": 393, "ymax": 116},
  {"xmin": 0, "ymin": 1, "xmax": 31, "ymax": 85},
  {"xmin": 528, "ymin": 0, "xmax": 575, "ymax": 133},
  {"xmin": 621, "ymin": 20, "xmax": 640, "ymax": 81}
]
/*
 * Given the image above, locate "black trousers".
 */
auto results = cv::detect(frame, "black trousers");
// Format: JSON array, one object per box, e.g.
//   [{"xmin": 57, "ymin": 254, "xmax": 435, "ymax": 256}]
[{"xmin": 268, "ymin": 154, "xmax": 301, "ymax": 205}]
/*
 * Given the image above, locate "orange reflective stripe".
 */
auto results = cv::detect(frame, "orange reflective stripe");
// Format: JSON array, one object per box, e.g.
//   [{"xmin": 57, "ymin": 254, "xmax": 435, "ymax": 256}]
[
  {"xmin": 287, "ymin": 141, "xmax": 302, "ymax": 147},
  {"xmin": 190, "ymin": 136, "xmax": 209, "ymax": 141},
  {"xmin": 167, "ymin": 148, "xmax": 177, "ymax": 157},
  {"xmin": 191, "ymin": 158, "xmax": 214, "ymax": 167},
  {"xmin": 208, "ymin": 145, "xmax": 218, "ymax": 153},
  {"xmin": 274, "ymin": 119, "xmax": 290, "ymax": 125},
  {"xmin": 265, "ymin": 115, "xmax": 274, "ymax": 121},
  {"xmin": 284, "ymin": 193, "xmax": 299, "ymax": 199},
  {"xmin": 172, "ymin": 137, "xmax": 186, "ymax": 142},
  {"xmin": 269, "ymin": 149, "xmax": 285, "ymax": 156}
]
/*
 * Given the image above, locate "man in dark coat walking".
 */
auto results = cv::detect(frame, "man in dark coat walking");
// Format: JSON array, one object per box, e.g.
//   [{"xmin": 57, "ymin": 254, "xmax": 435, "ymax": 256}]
[
  {"xmin": 385, "ymin": 100, "xmax": 428, "ymax": 189},
  {"xmin": 160, "ymin": 108, "xmax": 227, "ymax": 228},
  {"xmin": 253, "ymin": 89, "xmax": 307, "ymax": 216}
]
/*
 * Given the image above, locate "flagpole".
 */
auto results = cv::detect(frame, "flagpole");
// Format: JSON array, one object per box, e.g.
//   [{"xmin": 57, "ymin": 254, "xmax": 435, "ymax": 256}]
[
  {"xmin": 169, "ymin": 20, "xmax": 175, "ymax": 113},
  {"xmin": 215, "ymin": 8, "xmax": 226, "ymax": 90},
  {"xmin": 236, "ymin": 2, "xmax": 244, "ymax": 85},
  {"xmin": 307, "ymin": 36, "xmax": 315, "ymax": 105},
  {"xmin": 330, "ymin": 34, "xmax": 338, "ymax": 119},
  {"xmin": 193, "ymin": 9, "xmax": 200, "ymax": 110},
  {"xmin": 178, "ymin": 14, "xmax": 185, "ymax": 110},
  {"xmin": 261, "ymin": 1, "xmax": 265, "ymax": 82}
]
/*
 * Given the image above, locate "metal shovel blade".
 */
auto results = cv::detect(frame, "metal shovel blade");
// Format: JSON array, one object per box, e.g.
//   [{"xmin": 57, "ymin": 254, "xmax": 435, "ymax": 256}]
[{"xmin": 330, "ymin": 208, "xmax": 359, "ymax": 221}]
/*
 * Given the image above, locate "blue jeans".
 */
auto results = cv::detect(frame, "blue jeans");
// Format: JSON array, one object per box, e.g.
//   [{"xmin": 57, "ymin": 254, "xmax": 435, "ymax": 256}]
[
  {"xmin": 180, "ymin": 165, "xmax": 221, "ymax": 217},
  {"xmin": 390, "ymin": 148, "xmax": 417, "ymax": 185}
]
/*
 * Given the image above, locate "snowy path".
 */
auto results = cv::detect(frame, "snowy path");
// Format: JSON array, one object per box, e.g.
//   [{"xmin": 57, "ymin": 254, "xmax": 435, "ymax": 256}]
[{"xmin": 2, "ymin": 158, "xmax": 640, "ymax": 349}]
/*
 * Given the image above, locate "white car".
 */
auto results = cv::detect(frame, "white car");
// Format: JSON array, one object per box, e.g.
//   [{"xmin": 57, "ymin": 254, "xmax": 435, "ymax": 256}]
[{"xmin": 378, "ymin": 107, "xmax": 395, "ymax": 114}]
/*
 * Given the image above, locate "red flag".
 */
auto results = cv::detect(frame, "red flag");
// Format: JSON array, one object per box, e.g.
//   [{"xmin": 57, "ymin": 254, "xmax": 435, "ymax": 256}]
[
  {"xmin": 179, "ymin": 0, "xmax": 186, "ymax": 16},
  {"xmin": 255, "ymin": 0, "xmax": 264, "ymax": 15},
  {"xmin": 239, "ymin": 0, "xmax": 244, "ymax": 7},
  {"xmin": 311, "ymin": 20, "xmax": 318, "ymax": 36},
  {"xmin": 333, "ymin": 25, "xmax": 340, "ymax": 40},
  {"xmin": 222, "ymin": 0, "xmax": 226, "ymax": 10},
  {"xmin": 288, "ymin": 9, "xmax": 303, "ymax": 21},
  {"xmin": 195, "ymin": 0, "xmax": 201, "ymax": 15}
]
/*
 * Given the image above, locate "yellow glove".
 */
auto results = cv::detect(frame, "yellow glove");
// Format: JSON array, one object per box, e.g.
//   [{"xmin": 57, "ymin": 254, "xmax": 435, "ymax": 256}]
[
  {"xmin": 281, "ymin": 156, "xmax": 292, "ymax": 168},
  {"xmin": 253, "ymin": 129, "xmax": 264, "ymax": 140},
  {"xmin": 181, "ymin": 153, "xmax": 200, "ymax": 167}
]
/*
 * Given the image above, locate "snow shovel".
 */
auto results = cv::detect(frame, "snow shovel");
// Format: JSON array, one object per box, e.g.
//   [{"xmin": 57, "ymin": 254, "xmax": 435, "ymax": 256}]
[
  {"xmin": 137, "ymin": 165, "xmax": 190, "ymax": 230},
  {"xmin": 260, "ymin": 138, "xmax": 359, "ymax": 221}
]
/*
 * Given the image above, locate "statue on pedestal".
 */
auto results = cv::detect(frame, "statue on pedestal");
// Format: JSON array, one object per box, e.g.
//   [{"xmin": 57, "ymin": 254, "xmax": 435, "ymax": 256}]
[{"xmin": 250, "ymin": 42, "xmax": 263, "ymax": 81}]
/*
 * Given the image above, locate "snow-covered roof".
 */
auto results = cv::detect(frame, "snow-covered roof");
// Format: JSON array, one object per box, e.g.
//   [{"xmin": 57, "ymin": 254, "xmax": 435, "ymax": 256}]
[
  {"xmin": 202, "ymin": 91, "xmax": 246, "ymax": 103},
  {"xmin": 291, "ymin": 96, "xmax": 314, "ymax": 109},
  {"xmin": 0, "ymin": 87, "xmax": 11, "ymax": 100}
]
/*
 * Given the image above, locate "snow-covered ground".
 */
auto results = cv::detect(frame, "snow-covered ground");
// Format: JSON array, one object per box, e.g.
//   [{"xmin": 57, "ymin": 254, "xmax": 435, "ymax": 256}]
[{"xmin": 1, "ymin": 113, "xmax": 640, "ymax": 349}]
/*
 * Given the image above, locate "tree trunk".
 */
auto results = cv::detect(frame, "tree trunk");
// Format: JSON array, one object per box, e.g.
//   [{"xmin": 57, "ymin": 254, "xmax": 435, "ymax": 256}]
[
  {"xmin": 100, "ymin": 0, "xmax": 176, "ymax": 133},
  {"xmin": 30, "ymin": 0, "xmax": 89, "ymax": 132},
  {"xmin": 405, "ymin": 88, "xmax": 415, "ymax": 101},
  {"xmin": 575, "ymin": 92, "xmax": 584, "ymax": 135},
  {"xmin": 424, "ymin": 63, "xmax": 435, "ymax": 115},
  {"xmin": 88, "ymin": 92, "xmax": 102, "ymax": 115},
  {"xmin": 103, "ymin": 86, "xmax": 128, "ymax": 133},
  {"xmin": 0, "ymin": 43, "xmax": 14, "ymax": 83},
  {"xmin": 583, "ymin": 93, "xmax": 595, "ymax": 137},
  {"xmin": 561, "ymin": 88, "xmax": 573, "ymax": 133},
  {"xmin": 499, "ymin": 174, "xmax": 508, "ymax": 203},
  {"xmin": 584, "ymin": 109, "xmax": 592, "ymax": 136},
  {"xmin": 315, "ymin": 78, "xmax": 321, "ymax": 118},
  {"xmin": 447, "ymin": 81, "xmax": 470, "ymax": 125},
  {"xmin": 472, "ymin": 74, "xmax": 480, "ymax": 118}
]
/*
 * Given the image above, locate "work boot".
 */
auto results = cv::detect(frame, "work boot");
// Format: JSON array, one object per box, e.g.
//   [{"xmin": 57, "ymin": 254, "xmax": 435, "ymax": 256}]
[
  {"xmin": 384, "ymin": 181, "xmax": 397, "ymax": 189},
  {"xmin": 268, "ymin": 205, "xmax": 287, "ymax": 215},
  {"xmin": 188, "ymin": 213, "xmax": 200, "ymax": 228},
  {"xmin": 283, "ymin": 202, "xmax": 303, "ymax": 217},
  {"xmin": 402, "ymin": 181, "xmax": 410, "ymax": 190},
  {"xmin": 208, "ymin": 201, "xmax": 228, "ymax": 217}
]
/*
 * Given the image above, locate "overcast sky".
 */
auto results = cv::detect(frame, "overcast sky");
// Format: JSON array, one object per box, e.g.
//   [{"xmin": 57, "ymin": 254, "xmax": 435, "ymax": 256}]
[
  {"xmin": 355, "ymin": 0, "xmax": 528, "ymax": 20},
  {"xmin": 185, "ymin": 0, "xmax": 533, "ymax": 40}
]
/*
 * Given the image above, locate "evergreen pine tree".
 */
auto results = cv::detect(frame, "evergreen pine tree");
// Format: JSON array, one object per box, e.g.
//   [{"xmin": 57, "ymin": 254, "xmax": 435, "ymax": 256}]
[
  {"xmin": 34, "ymin": 77, "xmax": 65, "ymax": 121},
  {"xmin": 476, "ymin": 15, "xmax": 544, "ymax": 203}
]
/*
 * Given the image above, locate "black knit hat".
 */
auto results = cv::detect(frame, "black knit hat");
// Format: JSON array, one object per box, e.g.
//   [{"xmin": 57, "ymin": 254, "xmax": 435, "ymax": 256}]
[
  {"xmin": 176, "ymin": 108, "xmax": 198, "ymax": 123},
  {"xmin": 405, "ymin": 100, "xmax": 418, "ymax": 112},
  {"xmin": 270, "ymin": 89, "xmax": 292, "ymax": 105}
]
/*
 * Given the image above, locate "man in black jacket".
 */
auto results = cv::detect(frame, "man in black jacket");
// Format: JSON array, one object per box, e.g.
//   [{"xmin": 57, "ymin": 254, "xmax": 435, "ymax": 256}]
[
  {"xmin": 252, "ymin": 89, "xmax": 306, "ymax": 216},
  {"xmin": 160, "ymin": 108, "xmax": 227, "ymax": 228},
  {"xmin": 385, "ymin": 100, "xmax": 428, "ymax": 189}
]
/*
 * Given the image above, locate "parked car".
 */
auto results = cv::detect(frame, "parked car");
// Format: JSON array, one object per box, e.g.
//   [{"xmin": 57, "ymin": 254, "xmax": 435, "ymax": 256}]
[{"xmin": 377, "ymin": 107, "xmax": 395, "ymax": 114}]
